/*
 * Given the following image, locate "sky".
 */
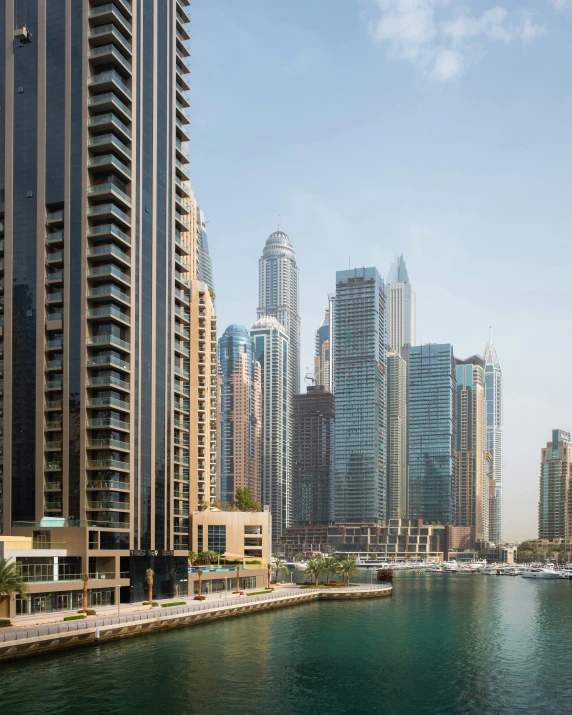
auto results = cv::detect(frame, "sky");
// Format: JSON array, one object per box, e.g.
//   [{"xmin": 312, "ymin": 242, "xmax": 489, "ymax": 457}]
[{"xmin": 190, "ymin": 0, "xmax": 572, "ymax": 542}]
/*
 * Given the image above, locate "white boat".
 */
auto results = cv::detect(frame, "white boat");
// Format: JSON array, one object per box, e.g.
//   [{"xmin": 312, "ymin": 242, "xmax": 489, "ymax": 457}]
[
  {"xmin": 441, "ymin": 562, "xmax": 458, "ymax": 572},
  {"xmin": 425, "ymin": 565, "xmax": 444, "ymax": 573},
  {"xmin": 521, "ymin": 567, "xmax": 560, "ymax": 579},
  {"xmin": 558, "ymin": 568, "xmax": 572, "ymax": 580},
  {"xmin": 356, "ymin": 559, "xmax": 391, "ymax": 569}
]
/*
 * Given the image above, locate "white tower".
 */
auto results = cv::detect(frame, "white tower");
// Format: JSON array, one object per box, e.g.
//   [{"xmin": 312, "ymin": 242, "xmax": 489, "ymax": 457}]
[
  {"xmin": 387, "ymin": 255, "xmax": 416, "ymax": 352},
  {"xmin": 484, "ymin": 330, "xmax": 503, "ymax": 544},
  {"xmin": 257, "ymin": 230, "xmax": 300, "ymax": 397}
]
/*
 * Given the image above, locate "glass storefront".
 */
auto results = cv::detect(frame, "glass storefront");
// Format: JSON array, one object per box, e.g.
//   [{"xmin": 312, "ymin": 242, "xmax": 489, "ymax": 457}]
[
  {"xmin": 15, "ymin": 587, "xmax": 116, "ymax": 615},
  {"xmin": 193, "ymin": 576, "xmax": 257, "ymax": 595}
]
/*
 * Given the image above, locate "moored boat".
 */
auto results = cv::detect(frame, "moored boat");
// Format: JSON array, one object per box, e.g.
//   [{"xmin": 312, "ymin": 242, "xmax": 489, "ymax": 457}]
[{"xmin": 521, "ymin": 567, "xmax": 560, "ymax": 579}]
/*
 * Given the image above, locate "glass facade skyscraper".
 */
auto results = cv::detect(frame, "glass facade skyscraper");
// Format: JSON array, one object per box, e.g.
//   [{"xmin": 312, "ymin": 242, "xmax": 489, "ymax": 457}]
[
  {"xmin": 217, "ymin": 325, "xmax": 261, "ymax": 505},
  {"xmin": 196, "ymin": 207, "xmax": 214, "ymax": 291},
  {"xmin": 333, "ymin": 268, "xmax": 387, "ymax": 523},
  {"xmin": 539, "ymin": 429, "xmax": 572, "ymax": 539},
  {"xmin": 484, "ymin": 332, "xmax": 503, "ymax": 544},
  {"xmin": 0, "ymin": 0, "xmax": 201, "ymax": 601},
  {"xmin": 408, "ymin": 344, "xmax": 456, "ymax": 524},
  {"xmin": 387, "ymin": 254, "xmax": 416, "ymax": 352},
  {"xmin": 387, "ymin": 352, "xmax": 408, "ymax": 519},
  {"xmin": 251, "ymin": 316, "xmax": 290, "ymax": 541},
  {"xmin": 314, "ymin": 307, "xmax": 331, "ymax": 390}
]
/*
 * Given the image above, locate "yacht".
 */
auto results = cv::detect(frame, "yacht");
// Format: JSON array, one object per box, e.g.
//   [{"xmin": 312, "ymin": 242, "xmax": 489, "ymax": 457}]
[
  {"xmin": 558, "ymin": 568, "xmax": 572, "ymax": 580},
  {"xmin": 356, "ymin": 559, "xmax": 391, "ymax": 569},
  {"xmin": 521, "ymin": 567, "xmax": 560, "ymax": 579},
  {"xmin": 441, "ymin": 562, "xmax": 458, "ymax": 572},
  {"xmin": 426, "ymin": 564, "xmax": 444, "ymax": 573}
]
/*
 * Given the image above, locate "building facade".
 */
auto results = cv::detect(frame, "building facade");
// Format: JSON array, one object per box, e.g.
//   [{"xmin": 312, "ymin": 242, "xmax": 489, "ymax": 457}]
[
  {"xmin": 484, "ymin": 332, "xmax": 503, "ymax": 543},
  {"xmin": 387, "ymin": 352, "xmax": 408, "ymax": 519},
  {"xmin": 257, "ymin": 230, "xmax": 300, "ymax": 397},
  {"xmin": 0, "ymin": 0, "xmax": 198, "ymax": 605},
  {"xmin": 539, "ymin": 429, "xmax": 572, "ymax": 540},
  {"xmin": 386, "ymin": 255, "xmax": 415, "ymax": 353},
  {"xmin": 454, "ymin": 356, "xmax": 486, "ymax": 542},
  {"xmin": 292, "ymin": 386, "xmax": 335, "ymax": 526},
  {"xmin": 408, "ymin": 344, "xmax": 456, "ymax": 524},
  {"xmin": 333, "ymin": 268, "xmax": 387, "ymax": 523},
  {"xmin": 196, "ymin": 206, "xmax": 214, "ymax": 291},
  {"xmin": 191, "ymin": 508, "xmax": 271, "ymax": 564},
  {"xmin": 217, "ymin": 324, "xmax": 261, "ymax": 505},
  {"xmin": 314, "ymin": 307, "xmax": 331, "ymax": 390},
  {"xmin": 250, "ymin": 316, "xmax": 290, "ymax": 541}
]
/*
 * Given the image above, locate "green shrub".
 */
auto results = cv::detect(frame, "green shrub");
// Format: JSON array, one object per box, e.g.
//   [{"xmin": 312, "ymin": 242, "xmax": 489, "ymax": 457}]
[
  {"xmin": 193, "ymin": 595, "xmax": 206, "ymax": 601},
  {"xmin": 246, "ymin": 590, "xmax": 272, "ymax": 596},
  {"xmin": 86, "ymin": 609, "xmax": 96, "ymax": 616},
  {"xmin": 0, "ymin": 619, "xmax": 11, "ymax": 628},
  {"xmin": 64, "ymin": 615, "xmax": 86, "ymax": 621},
  {"xmin": 150, "ymin": 601, "xmax": 159, "ymax": 607},
  {"xmin": 161, "ymin": 601, "xmax": 187, "ymax": 608}
]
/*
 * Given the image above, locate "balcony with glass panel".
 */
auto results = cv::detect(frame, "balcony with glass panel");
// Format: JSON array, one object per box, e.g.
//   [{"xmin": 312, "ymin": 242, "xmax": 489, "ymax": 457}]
[
  {"xmin": 88, "ymin": 202, "xmax": 131, "ymax": 228},
  {"xmin": 87, "ymin": 333, "xmax": 130, "ymax": 351},
  {"xmin": 88, "ymin": 112, "xmax": 131, "ymax": 142},
  {"xmin": 88, "ymin": 70, "xmax": 131, "ymax": 103},
  {"xmin": 89, "ymin": 23, "xmax": 132, "ymax": 56},
  {"xmin": 87, "ymin": 394, "xmax": 129, "ymax": 411},
  {"xmin": 88, "ymin": 243, "xmax": 130, "ymax": 266},
  {"xmin": 88, "ymin": 4, "xmax": 132, "ymax": 37},
  {"xmin": 86, "ymin": 352, "xmax": 130, "ymax": 371},
  {"xmin": 88, "ymin": 131, "xmax": 131, "ymax": 160},
  {"xmin": 47, "ymin": 230, "xmax": 64, "ymax": 246},
  {"xmin": 87, "ymin": 437, "xmax": 129, "ymax": 451},
  {"xmin": 87, "ymin": 416, "xmax": 130, "ymax": 431},
  {"xmin": 88, "ymin": 222, "xmax": 130, "ymax": 247},
  {"xmin": 88, "ymin": 92, "xmax": 132, "ymax": 123},
  {"xmin": 88, "ymin": 43, "xmax": 132, "ymax": 75},
  {"xmin": 88, "ymin": 154, "xmax": 131, "ymax": 182},
  {"xmin": 88, "ymin": 263, "xmax": 130, "ymax": 286},
  {"xmin": 87, "ymin": 283, "xmax": 130, "ymax": 305}
]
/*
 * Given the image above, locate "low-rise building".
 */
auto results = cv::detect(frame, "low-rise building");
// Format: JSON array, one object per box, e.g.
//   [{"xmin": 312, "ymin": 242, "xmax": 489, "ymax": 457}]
[
  {"xmin": 479, "ymin": 546, "xmax": 516, "ymax": 563},
  {"xmin": 190, "ymin": 509, "xmax": 271, "ymax": 564}
]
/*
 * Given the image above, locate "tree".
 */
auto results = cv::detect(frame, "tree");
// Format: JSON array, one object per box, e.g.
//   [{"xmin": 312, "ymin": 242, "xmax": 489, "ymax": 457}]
[
  {"xmin": 146, "ymin": 568, "xmax": 154, "ymax": 604},
  {"xmin": 335, "ymin": 557, "xmax": 360, "ymax": 586},
  {"xmin": 82, "ymin": 573, "xmax": 89, "ymax": 614},
  {"xmin": 197, "ymin": 569, "xmax": 204, "ymax": 598},
  {"xmin": 266, "ymin": 562, "xmax": 272, "ymax": 589},
  {"xmin": 188, "ymin": 551, "xmax": 198, "ymax": 566},
  {"xmin": 305, "ymin": 557, "xmax": 325, "ymax": 586},
  {"xmin": 234, "ymin": 488, "xmax": 262, "ymax": 512},
  {"xmin": 0, "ymin": 558, "xmax": 28, "ymax": 614},
  {"xmin": 273, "ymin": 558, "xmax": 289, "ymax": 584},
  {"xmin": 234, "ymin": 564, "xmax": 241, "ymax": 594},
  {"xmin": 322, "ymin": 556, "xmax": 339, "ymax": 585}
]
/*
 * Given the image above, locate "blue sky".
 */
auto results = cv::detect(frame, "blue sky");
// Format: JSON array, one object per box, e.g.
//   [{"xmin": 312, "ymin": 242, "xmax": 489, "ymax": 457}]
[{"xmin": 190, "ymin": 0, "xmax": 572, "ymax": 541}]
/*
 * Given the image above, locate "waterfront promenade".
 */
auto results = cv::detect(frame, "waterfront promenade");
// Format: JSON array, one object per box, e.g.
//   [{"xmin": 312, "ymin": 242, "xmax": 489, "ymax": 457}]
[{"xmin": 0, "ymin": 583, "xmax": 391, "ymax": 663}]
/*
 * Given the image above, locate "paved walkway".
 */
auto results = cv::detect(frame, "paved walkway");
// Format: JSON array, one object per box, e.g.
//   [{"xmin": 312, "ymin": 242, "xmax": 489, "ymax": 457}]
[{"xmin": 0, "ymin": 584, "xmax": 390, "ymax": 644}]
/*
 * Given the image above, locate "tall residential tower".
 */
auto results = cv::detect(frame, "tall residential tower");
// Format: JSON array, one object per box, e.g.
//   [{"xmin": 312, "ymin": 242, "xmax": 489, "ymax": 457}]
[
  {"xmin": 538, "ymin": 429, "xmax": 572, "ymax": 540},
  {"xmin": 314, "ymin": 307, "xmax": 331, "ymax": 391},
  {"xmin": 0, "ymin": 0, "xmax": 201, "ymax": 603},
  {"xmin": 387, "ymin": 255, "xmax": 415, "ymax": 353},
  {"xmin": 333, "ymin": 268, "xmax": 387, "ymax": 523},
  {"xmin": 484, "ymin": 331, "xmax": 503, "ymax": 543}
]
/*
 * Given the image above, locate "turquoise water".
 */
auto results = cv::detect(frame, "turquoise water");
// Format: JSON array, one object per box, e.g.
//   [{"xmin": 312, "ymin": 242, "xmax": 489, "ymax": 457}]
[{"xmin": 2, "ymin": 572, "xmax": 572, "ymax": 714}]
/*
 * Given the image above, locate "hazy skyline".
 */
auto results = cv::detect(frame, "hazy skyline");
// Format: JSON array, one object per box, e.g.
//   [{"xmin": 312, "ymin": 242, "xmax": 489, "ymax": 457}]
[{"xmin": 191, "ymin": 0, "xmax": 572, "ymax": 541}]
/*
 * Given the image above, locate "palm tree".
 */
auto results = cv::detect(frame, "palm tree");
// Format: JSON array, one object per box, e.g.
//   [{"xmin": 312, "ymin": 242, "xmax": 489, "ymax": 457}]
[
  {"xmin": 188, "ymin": 551, "xmax": 198, "ymax": 566},
  {"xmin": 82, "ymin": 573, "xmax": 89, "ymax": 613},
  {"xmin": 234, "ymin": 564, "xmax": 241, "ymax": 594},
  {"xmin": 197, "ymin": 569, "xmax": 204, "ymax": 598},
  {"xmin": 205, "ymin": 550, "xmax": 218, "ymax": 565},
  {"xmin": 335, "ymin": 557, "xmax": 360, "ymax": 586},
  {"xmin": 146, "ymin": 568, "xmax": 154, "ymax": 604},
  {"xmin": 322, "ymin": 556, "xmax": 339, "ymax": 585},
  {"xmin": 273, "ymin": 558, "xmax": 289, "ymax": 585},
  {"xmin": 266, "ymin": 562, "xmax": 272, "ymax": 589},
  {"xmin": 305, "ymin": 557, "xmax": 324, "ymax": 586},
  {"xmin": 0, "ymin": 558, "xmax": 28, "ymax": 615}
]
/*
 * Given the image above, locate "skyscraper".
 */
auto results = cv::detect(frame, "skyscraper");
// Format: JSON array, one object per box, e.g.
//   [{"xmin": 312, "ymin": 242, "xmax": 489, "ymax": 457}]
[
  {"xmin": 314, "ymin": 307, "xmax": 331, "ymax": 390},
  {"xmin": 217, "ymin": 325, "xmax": 261, "ymax": 505},
  {"xmin": 408, "ymin": 344, "xmax": 456, "ymax": 524},
  {"xmin": 196, "ymin": 207, "xmax": 214, "ymax": 291},
  {"xmin": 292, "ymin": 386, "xmax": 335, "ymax": 526},
  {"xmin": 454, "ymin": 356, "xmax": 486, "ymax": 541},
  {"xmin": 387, "ymin": 255, "xmax": 416, "ymax": 352},
  {"xmin": 251, "ymin": 316, "xmax": 290, "ymax": 541},
  {"xmin": 538, "ymin": 429, "xmax": 572, "ymax": 540},
  {"xmin": 257, "ymin": 230, "xmax": 300, "ymax": 396},
  {"xmin": 387, "ymin": 352, "xmax": 408, "ymax": 519},
  {"xmin": 484, "ymin": 331, "xmax": 503, "ymax": 543},
  {"xmin": 333, "ymin": 268, "xmax": 387, "ymax": 523},
  {"xmin": 0, "ymin": 0, "xmax": 198, "ymax": 601}
]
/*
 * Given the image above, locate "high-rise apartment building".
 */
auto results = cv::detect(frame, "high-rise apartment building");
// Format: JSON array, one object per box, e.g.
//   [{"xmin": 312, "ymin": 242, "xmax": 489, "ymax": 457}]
[
  {"xmin": 408, "ymin": 344, "xmax": 456, "ymax": 524},
  {"xmin": 196, "ymin": 207, "xmax": 214, "ymax": 291},
  {"xmin": 257, "ymin": 230, "xmax": 300, "ymax": 396},
  {"xmin": 217, "ymin": 325, "xmax": 261, "ymax": 505},
  {"xmin": 484, "ymin": 331, "xmax": 503, "ymax": 544},
  {"xmin": 314, "ymin": 307, "xmax": 331, "ymax": 390},
  {"xmin": 539, "ymin": 429, "xmax": 572, "ymax": 540},
  {"xmin": 387, "ymin": 352, "xmax": 408, "ymax": 519},
  {"xmin": 333, "ymin": 268, "xmax": 387, "ymax": 523},
  {"xmin": 292, "ymin": 386, "xmax": 335, "ymax": 526},
  {"xmin": 0, "ymin": 0, "xmax": 201, "ymax": 603},
  {"xmin": 387, "ymin": 255, "xmax": 415, "ymax": 353},
  {"xmin": 251, "ymin": 316, "xmax": 290, "ymax": 541},
  {"xmin": 454, "ymin": 356, "xmax": 486, "ymax": 541}
]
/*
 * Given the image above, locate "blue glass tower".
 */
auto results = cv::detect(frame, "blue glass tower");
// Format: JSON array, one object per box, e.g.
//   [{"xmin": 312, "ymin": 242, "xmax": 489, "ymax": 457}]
[
  {"xmin": 217, "ymin": 325, "xmax": 260, "ymax": 505},
  {"xmin": 408, "ymin": 344, "xmax": 456, "ymax": 524},
  {"xmin": 333, "ymin": 267, "xmax": 387, "ymax": 523}
]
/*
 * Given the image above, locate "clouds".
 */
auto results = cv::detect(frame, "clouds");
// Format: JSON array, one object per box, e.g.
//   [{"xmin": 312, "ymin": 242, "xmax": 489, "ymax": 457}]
[{"xmin": 366, "ymin": 1, "xmax": 546, "ymax": 81}]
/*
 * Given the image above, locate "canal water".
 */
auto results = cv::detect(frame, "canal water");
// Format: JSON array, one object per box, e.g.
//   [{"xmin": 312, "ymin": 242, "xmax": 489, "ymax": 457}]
[{"xmin": 2, "ymin": 571, "xmax": 572, "ymax": 714}]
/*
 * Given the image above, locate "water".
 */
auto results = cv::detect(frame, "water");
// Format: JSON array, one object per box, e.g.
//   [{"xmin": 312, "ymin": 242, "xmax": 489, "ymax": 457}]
[{"xmin": 2, "ymin": 572, "xmax": 572, "ymax": 715}]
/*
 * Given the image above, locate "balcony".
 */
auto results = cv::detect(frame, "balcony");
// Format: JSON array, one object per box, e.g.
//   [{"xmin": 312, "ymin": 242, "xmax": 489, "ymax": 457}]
[
  {"xmin": 46, "ymin": 420, "xmax": 63, "ymax": 430},
  {"xmin": 88, "ymin": 4, "xmax": 132, "ymax": 36},
  {"xmin": 88, "ymin": 222, "xmax": 130, "ymax": 246},
  {"xmin": 87, "ymin": 284, "xmax": 130, "ymax": 305},
  {"xmin": 88, "ymin": 112, "xmax": 131, "ymax": 141},
  {"xmin": 87, "ymin": 374, "xmax": 129, "ymax": 390},
  {"xmin": 45, "ymin": 502, "xmax": 63, "ymax": 512},
  {"xmin": 46, "ymin": 210, "xmax": 64, "ymax": 226},
  {"xmin": 46, "ymin": 337, "xmax": 64, "ymax": 350},
  {"xmin": 47, "ymin": 230, "xmax": 64, "ymax": 245},
  {"xmin": 86, "ymin": 458, "xmax": 129, "ymax": 471},
  {"xmin": 88, "ymin": 154, "xmax": 131, "ymax": 181},
  {"xmin": 45, "ymin": 462, "xmax": 63, "ymax": 472},
  {"xmin": 174, "ymin": 287, "xmax": 189, "ymax": 304},
  {"xmin": 88, "ymin": 263, "xmax": 130, "ymax": 284},
  {"xmin": 88, "ymin": 132, "xmax": 131, "ymax": 160},
  {"xmin": 46, "ymin": 270, "xmax": 63, "ymax": 284},
  {"xmin": 87, "ymin": 306, "xmax": 129, "ymax": 324},
  {"xmin": 88, "ymin": 243, "xmax": 130, "ymax": 265},
  {"xmin": 88, "ymin": 202, "xmax": 131, "ymax": 228},
  {"xmin": 175, "ymin": 158, "xmax": 189, "ymax": 181},
  {"xmin": 88, "ymin": 183, "xmax": 131, "ymax": 211},
  {"xmin": 46, "ymin": 380, "xmax": 63, "ymax": 391},
  {"xmin": 87, "ymin": 395, "xmax": 129, "ymax": 411},
  {"xmin": 87, "ymin": 416, "xmax": 130, "ymax": 431},
  {"xmin": 46, "ymin": 250, "xmax": 64, "ymax": 265},
  {"xmin": 45, "ymin": 482, "xmax": 62, "ymax": 491},
  {"xmin": 88, "ymin": 23, "xmax": 132, "ymax": 56},
  {"xmin": 88, "ymin": 70, "xmax": 131, "ymax": 103},
  {"xmin": 86, "ymin": 479, "xmax": 129, "ymax": 490},
  {"xmin": 45, "ymin": 440, "xmax": 63, "ymax": 450},
  {"xmin": 175, "ymin": 116, "xmax": 190, "ymax": 142},
  {"xmin": 176, "ymin": 30, "xmax": 190, "ymax": 56},
  {"xmin": 88, "ymin": 43, "xmax": 132, "ymax": 75},
  {"xmin": 87, "ymin": 333, "xmax": 130, "ymax": 351},
  {"xmin": 87, "ymin": 438, "xmax": 129, "ymax": 451},
  {"xmin": 87, "ymin": 500, "xmax": 129, "ymax": 511},
  {"xmin": 46, "ymin": 292, "xmax": 63, "ymax": 305},
  {"xmin": 88, "ymin": 92, "xmax": 131, "ymax": 122},
  {"xmin": 87, "ymin": 354, "xmax": 130, "ymax": 370}
]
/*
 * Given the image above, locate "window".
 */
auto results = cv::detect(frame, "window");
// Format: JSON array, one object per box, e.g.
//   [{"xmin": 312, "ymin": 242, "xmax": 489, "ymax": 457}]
[{"xmin": 208, "ymin": 525, "xmax": 226, "ymax": 554}]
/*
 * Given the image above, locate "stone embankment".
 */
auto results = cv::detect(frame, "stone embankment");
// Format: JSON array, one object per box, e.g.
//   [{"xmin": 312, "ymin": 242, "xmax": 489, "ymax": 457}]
[{"xmin": 0, "ymin": 584, "xmax": 391, "ymax": 663}]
